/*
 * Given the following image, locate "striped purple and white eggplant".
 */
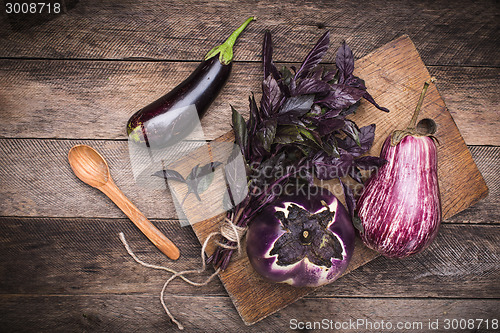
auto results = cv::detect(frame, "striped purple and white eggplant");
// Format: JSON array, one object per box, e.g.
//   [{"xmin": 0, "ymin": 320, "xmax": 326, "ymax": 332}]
[
  {"xmin": 246, "ymin": 186, "xmax": 355, "ymax": 287},
  {"xmin": 356, "ymin": 78, "xmax": 442, "ymax": 258}
]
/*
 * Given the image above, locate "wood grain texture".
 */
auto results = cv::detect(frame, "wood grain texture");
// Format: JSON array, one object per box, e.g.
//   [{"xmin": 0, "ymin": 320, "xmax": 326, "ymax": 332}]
[
  {"xmin": 0, "ymin": 139, "xmax": 178, "ymax": 218},
  {"xmin": 179, "ymin": 36, "xmax": 489, "ymax": 325},
  {"xmin": 447, "ymin": 145, "xmax": 500, "ymax": 224},
  {"xmin": 0, "ymin": 60, "xmax": 498, "ymax": 145},
  {"xmin": 427, "ymin": 66, "xmax": 500, "ymax": 146},
  {"xmin": 1, "ymin": 217, "xmax": 498, "ymax": 299},
  {"xmin": 0, "ymin": 295, "xmax": 498, "ymax": 332},
  {"xmin": 1, "ymin": 138, "xmax": 497, "ymax": 221},
  {"xmin": 0, "ymin": 0, "xmax": 498, "ymax": 67},
  {"xmin": 0, "ymin": 1, "xmax": 498, "ymax": 330}
]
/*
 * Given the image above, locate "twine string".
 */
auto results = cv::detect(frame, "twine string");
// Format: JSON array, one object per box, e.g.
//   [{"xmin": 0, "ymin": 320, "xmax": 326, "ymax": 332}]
[
  {"xmin": 118, "ymin": 217, "xmax": 247, "ymax": 330},
  {"xmin": 216, "ymin": 217, "xmax": 248, "ymax": 254}
]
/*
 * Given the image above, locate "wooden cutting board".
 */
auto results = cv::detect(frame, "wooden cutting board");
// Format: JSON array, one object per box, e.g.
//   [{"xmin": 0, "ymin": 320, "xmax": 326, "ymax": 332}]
[{"xmin": 167, "ymin": 35, "xmax": 488, "ymax": 325}]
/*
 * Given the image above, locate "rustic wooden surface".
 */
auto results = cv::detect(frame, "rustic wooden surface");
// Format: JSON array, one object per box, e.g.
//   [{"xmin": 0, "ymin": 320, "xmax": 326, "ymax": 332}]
[{"xmin": 0, "ymin": 0, "xmax": 499, "ymax": 331}]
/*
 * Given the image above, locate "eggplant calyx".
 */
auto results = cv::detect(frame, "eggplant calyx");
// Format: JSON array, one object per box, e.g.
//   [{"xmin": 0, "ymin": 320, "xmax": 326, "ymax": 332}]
[
  {"xmin": 270, "ymin": 203, "xmax": 344, "ymax": 268},
  {"xmin": 205, "ymin": 16, "xmax": 256, "ymax": 65},
  {"xmin": 127, "ymin": 124, "xmax": 148, "ymax": 145},
  {"xmin": 390, "ymin": 128, "xmax": 417, "ymax": 146}
]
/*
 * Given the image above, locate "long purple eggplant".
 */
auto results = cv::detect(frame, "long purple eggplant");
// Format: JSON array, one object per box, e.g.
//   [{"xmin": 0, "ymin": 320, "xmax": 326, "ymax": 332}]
[
  {"xmin": 127, "ymin": 17, "xmax": 255, "ymax": 148},
  {"xmin": 356, "ymin": 78, "xmax": 441, "ymax": 258}
]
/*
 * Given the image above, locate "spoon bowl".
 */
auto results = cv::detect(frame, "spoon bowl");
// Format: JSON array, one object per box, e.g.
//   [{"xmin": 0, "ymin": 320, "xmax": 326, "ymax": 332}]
[
  {"xmin": 68, "ymin": 145, "xmax": 110, "ymax": 188},
  {"xmin": 68, "ymin": 144, "xmax": 180, "ymax": 260}
]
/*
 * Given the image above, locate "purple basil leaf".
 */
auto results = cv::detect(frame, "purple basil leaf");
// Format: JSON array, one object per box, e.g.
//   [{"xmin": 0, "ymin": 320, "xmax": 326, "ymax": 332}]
[
  {"xmin": 338, "ymin": 124, "xmax": 376, "ymax": 157},
  {"xmin": 252, "ymin": 152, "xmax": 286, "ymax": 189},
  {"xmin": 152, "ymin": 169, "xmax": 185, "ymax": 183},
  {"xmin": 312, "ymin": 150, "xmax": 353, "ymax": 180},
  {"xmin": 354, "ymin": 156, "xmax": 387, "ymax": 169},
  {"xmin": 187, "ymin": 164, "xmax": 200, "ymax": 181},
  {"xmin": 322, "ymin": 134, "xmax": 340, "ymax": 157},
  {"xmin": 339, "ymin": 100, "xmax": 360, "ymax": 118},
  {"xmin": 256, "ymin": 118, "xmax": 277, "ymax": 152},
  {"xmin": 295, "ymin": 31, "xmax": 330, "ymax": 80},
  {"xmin": 251, "ymin": 135, "xmax": 267, "ymax": 158},
  {"xmin": 336, "ymin": 41, "xmax": 354, "ymax": 84},
  {"xmin": 316, "ymin": 84, "xmax": 365, "ymax": 110},
  {"xmin": 262, "ymin": 30, "xmax": 288, "ymax": 96},
  {"xmin": 348, "ymin": 165, "xmax": 363, "ymax": 183},
  {"xmin": 347, "ymin": 76, "xmax": 390, "ymax": 113},
  {"xmin": 198, "ymin": 161, "xmax": 223, "ymax": 178},
  {"xmin": 311, "ymin": 67, "xmax": 323, "ymax": 80},
  {"xmin": 275, "ymin": 113, "xmax": 306, "ymax": 127},
  {"xmin": 225, "ymin": 145, "xmax": 249, "ymax": 207},
  {"xmin": 321, "ymin": 108, "xmax": 342, "ymax": 119},
  {"xmin": 340, "ymin": 179, "xmax": 356, "ymax": 218},
  {"xmin": 342, "ymin": 120, "xmax": 361, "ymax": 147},
  {"xmin": 231, "ymin": 106, "xmax": 248, "ymax": 155},
  {"xmin": 302, "ymin": 167, "xmax": 315, "ymax": 185},
  {"xmin": 293, "ymin": 78, "xmax": 332, "ymax": 96},
  {"xmin": 261, "ymin": 74, "xmax": 282, "ymax": 117},
  {"xmin": 279, "ymin": 95, "xmax": 314, "ymax": 115},
  {"xmin": 346, "ymin": 75, "xmax": 365, "ymax": 89},
  {"xmin": 298, "ymin": 127, "xmax": 322, "ymax": 149},
  {"xmin": 363, "ymin": 91, "xmax": 390, "ymax": 112},
  {"xmin": 318, "ymin": 117, "xmax": 344, "ymax": 136},
  {"xmin": 280, "ymin": 66, "xmax": 293, "ymax": 84},
  {"xmin": 357, "ymin": 124, "xmax": 377, "ymax": 152},
  {"xmin": 352, "ymin": 214, "xmax": 364, "ymax": 233},
  {"xmin": 323, "ymin": 69, "xmax": 338, "ymax": 83},
  {"xmin": 289, "ymin": 76, "xmax": 297, "ymax": 94},
  {"xmin": 262, "ymin": 30, "xmax": 273, "ymax": 80},
  {"xmin": 182, "ymin": 162, "xmax": 223, "ymax": 203},
  {"xmin": 247, "ymin": 94, "xmax": 259, "ymax": 135},
  {"xmin": 274, "ymin": 125, "xmax": 303, "ymax": 145}
]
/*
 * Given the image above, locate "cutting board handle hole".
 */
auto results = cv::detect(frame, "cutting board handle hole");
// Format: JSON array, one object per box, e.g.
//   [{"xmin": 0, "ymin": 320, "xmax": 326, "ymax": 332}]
[{"xmin": 416, "ymin": 118, "xmax": 437, "ymax": 135}]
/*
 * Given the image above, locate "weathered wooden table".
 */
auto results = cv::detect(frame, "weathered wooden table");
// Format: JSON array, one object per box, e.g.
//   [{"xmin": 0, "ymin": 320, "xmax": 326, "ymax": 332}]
[{"xmin": 0, "ymin": 1, "xmax": 498, "ymax": 331}]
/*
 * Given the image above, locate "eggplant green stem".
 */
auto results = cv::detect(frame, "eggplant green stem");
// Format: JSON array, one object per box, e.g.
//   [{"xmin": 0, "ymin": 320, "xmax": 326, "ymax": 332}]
[
  {"xmin": 408, "ymin": 77, "xmax": 436, "ymax": 130},
  {"xmin": 391, "ymin": 77, "xmax": 436, "ymax": 146},
  {"xmin": 205, "ymin": 16, "xmax": 256, "ymax": 65}
]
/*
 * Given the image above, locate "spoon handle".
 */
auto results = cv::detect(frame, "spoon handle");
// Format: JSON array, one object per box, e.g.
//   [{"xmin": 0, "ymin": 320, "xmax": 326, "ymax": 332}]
[{"xmin": 99, "ymin": 178, "xmax": 180, "ymax": 260}]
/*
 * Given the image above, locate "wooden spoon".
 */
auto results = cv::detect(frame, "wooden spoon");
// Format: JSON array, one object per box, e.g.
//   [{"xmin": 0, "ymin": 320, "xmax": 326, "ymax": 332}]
[{"xmin": 68, "ymin": 144, "xmax": 180, "ymax": 260}]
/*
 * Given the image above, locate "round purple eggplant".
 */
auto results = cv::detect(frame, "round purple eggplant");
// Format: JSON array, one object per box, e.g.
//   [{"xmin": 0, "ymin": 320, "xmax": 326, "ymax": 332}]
[
  {"xmin": 357, "ymin": 78, "xmax": 442, "ymax": 258},
  {"xmin": 246, "ymin": 186, "xmax": 355, "ymax": 287}
]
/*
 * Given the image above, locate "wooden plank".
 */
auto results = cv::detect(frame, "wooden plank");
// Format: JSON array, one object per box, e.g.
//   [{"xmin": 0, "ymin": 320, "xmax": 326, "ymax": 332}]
[
  {"xmin": 319, "ymin": 223, "xmax": 500, "ymax": 298},
  {"xmin": 446, "ymin": 145, "xmax": 500, "ymax": 224},
  {"xmin": 0, "ymin": 295, "xmax": 498, "ymax": 332},
  {"xmin": 0, "ymin": 138, "xmax": 177, "ymax": 219},
  {"xmin": 0, "ymin": 217, "xmax": 221, "ymax": 296},
  {"xmin": 428, "ymin": 66, "xmax": 500, "ymax": 146},
  {"xmin": 0, "ymin": 139, "xmax": 497, "ymax": 221},
  {"xmin": 170, "ymin": 35, "xmax": 490, "ymax": 325},
  {"xmin": 0, "ymin": 59, "xmax": 498, "ymax": 145},
  {"xmin": 1, "ymin": 218, "xmax": 498, "ymax": 299},
  {"xmin": 0, "ymin": 0, "xmax": 498, "ymax": 67}
]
